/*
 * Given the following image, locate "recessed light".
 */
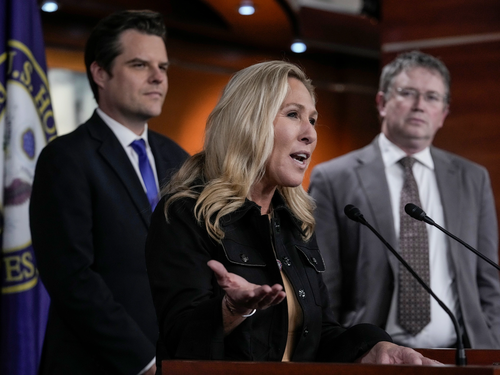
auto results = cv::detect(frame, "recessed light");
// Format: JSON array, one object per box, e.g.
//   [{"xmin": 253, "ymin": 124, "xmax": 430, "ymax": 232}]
[
  {"xmin": 291, "ymin": 40, "xmax": 307, "ymax": 53},
  {"xmin": 41, "ymin": 1, "xmax": 59, "ymax": 12},
  {"xmin": 238, "ymin": 1, "xmax": 255, "ymax": 16}
]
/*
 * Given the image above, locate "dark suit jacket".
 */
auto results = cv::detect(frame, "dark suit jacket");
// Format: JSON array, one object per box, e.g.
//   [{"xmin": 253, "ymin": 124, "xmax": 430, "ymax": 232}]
[
  {"xmin": 309, "ymin": 136, "xmax": 500, "ymax": 348},
  {"xmin": 30, "ymin": 111, "xmax": 188, "ymax": 374}
]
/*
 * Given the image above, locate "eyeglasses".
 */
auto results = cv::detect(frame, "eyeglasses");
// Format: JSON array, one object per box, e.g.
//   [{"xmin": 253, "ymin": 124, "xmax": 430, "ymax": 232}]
[{"xmin": 393, "ymin": 87, "xmax": 447, "ymax": 106}]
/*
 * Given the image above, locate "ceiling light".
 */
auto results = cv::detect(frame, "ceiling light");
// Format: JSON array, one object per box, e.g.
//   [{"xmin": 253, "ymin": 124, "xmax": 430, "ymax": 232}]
[
  {"xmin": 291, "ymin": 40, "xmax": 307, "ymax": 53},
  {"xmin": 238, "ymin": 0, "xmax": 255, "ymax": 16},
  {"xmin": 41, "ymin": 1, "xmax": 59, "ymax": 12}
]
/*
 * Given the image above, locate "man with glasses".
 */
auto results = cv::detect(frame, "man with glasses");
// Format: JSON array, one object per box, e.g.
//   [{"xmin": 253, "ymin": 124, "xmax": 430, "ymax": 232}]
[{"xmin": 309, "ymin": 51, "xmax": 500, "ymax": 348}]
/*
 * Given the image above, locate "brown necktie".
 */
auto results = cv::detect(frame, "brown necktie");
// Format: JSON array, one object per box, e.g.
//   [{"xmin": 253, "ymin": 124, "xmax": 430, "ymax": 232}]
[{"xmin": 397, "ymin": 157, "xmax": 431, "ymax": 335}]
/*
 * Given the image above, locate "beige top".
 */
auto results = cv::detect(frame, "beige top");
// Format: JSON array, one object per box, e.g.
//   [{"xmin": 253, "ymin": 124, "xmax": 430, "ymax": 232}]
[
  {"xmin": 281, "ymin": 270, "xmax": 303, "ymax": 361},
  {"xmin": 268, "ymin": 211, "xmax": 304, "ymax": 361}
]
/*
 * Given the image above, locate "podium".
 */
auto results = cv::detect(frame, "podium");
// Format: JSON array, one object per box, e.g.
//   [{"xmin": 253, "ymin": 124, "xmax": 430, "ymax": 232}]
[
  {"xmin": 416, "ymin": 349, "xmax": 500, "ymax": 366},
  {"xmin": 163, "ymin": 350, "xmax": 500, "ymax": 375}
]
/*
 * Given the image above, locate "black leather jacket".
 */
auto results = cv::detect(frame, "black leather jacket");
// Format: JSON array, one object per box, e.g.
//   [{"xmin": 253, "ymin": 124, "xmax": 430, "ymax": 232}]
[{"xmin": 146, "ymin": 191, "xmax": 390, "ymax": 365}]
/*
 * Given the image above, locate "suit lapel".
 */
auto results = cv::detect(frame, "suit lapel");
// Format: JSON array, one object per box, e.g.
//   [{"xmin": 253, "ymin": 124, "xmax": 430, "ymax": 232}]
[
  {"xmin": 432, "ymin": 147, "xmax": 461, "ymax": 235},
  {"xmin": 432, "ymin": 147, "xmax": 462, "ymax": 274},
  {"xmin": 148, "ymin": 131, "xmax": 169, "ymax": 189},
  {"xmin": 86, "ymin": 112, "xmax": 152, "ymax": 227},
  {"xmin": 356, "ymin": 139, "xmax": 399, "ymax": 275}
]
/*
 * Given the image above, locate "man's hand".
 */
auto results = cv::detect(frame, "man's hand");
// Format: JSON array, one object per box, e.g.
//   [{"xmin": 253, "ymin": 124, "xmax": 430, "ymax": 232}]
[
  {"xmin": 357, "ymin": 341, "xmax": 442, "ymax": 365},
  {"xmin": 207, "ymin": 260, "xmax": 286, "ymax": 314}
]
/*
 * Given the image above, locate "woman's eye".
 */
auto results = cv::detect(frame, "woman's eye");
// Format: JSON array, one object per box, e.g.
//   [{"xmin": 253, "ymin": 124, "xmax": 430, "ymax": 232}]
[
  {"xmin": 309, "ymin": 118, "xmax": 316, "ymax": 126},
  {"xmin": 287, "ymin": 112, "xmax": 299, "ymax": 119}
]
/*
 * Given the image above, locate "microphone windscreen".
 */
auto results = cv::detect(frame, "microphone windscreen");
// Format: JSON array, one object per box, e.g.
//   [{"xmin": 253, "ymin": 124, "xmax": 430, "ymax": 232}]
[
  {"xmin": 405, "ymin": 203, "xmax": 425, "ymax": 221},
  {"xmin": 344, "ymin": 204, "xmax": 362, "ymax": 222}
]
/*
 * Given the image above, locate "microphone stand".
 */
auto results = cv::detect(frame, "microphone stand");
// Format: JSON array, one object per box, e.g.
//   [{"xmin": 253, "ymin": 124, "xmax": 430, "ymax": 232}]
[
  {"xmin": 405, "ymin": 203, "xmax": 500, "ymax": 271},
  {"xmin": 344, "ymin": 205, "xmax": 467, "ymax": 366}
]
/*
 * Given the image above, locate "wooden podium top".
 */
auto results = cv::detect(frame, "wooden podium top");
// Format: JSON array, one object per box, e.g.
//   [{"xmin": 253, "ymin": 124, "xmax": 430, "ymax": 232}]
[
  {"xmin": 162, "ymin": 350, "xmax": 500, "ymax": 375},
  {"xmin": 416, "ymin": 349, "xmax": 500, "ymax": 366}
]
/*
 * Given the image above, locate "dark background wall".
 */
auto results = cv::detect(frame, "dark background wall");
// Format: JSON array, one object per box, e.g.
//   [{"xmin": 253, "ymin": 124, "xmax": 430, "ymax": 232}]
[{"xmin": 42, "ymin": 0, "xmax": 500, "ymax": 227}]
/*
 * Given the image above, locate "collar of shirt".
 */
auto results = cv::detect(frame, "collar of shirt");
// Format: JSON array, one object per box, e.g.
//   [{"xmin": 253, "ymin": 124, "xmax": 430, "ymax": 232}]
[
  {"xmin": 96, "ymin": 107, "xmax": 150, "ymax": 148},
  {"xmin": 378, "ymin": 132, "xmax": 434, "ymax": 172}
]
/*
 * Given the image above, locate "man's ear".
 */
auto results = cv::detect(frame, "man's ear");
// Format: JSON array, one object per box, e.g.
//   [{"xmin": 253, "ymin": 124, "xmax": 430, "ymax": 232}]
[
  {"xmin": 90, "ymin": 61, "xmax": 108, "ymax": 90},
  {"xmin": 375, "ymin": 91, "xmax": 386, "ymax": 118},
  {"xmin": 438, "ymin": 104, "xmax": 450, "ymax": 130},
  {"xmin": 443, "ymin": 104, "xmax": 450, "ymax": 120}
]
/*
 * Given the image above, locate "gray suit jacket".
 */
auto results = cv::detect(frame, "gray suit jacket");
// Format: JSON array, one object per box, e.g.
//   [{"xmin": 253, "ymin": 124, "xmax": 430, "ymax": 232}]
[{"xmin": 309, "ymin": 136, "xmax": 500, "ymax": 348}]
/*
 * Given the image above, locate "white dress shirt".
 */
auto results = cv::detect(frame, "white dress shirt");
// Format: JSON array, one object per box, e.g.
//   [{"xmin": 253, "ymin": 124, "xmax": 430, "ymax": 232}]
[
  {"xmin": 97, "ymin": 108, "xmax": 160, "ymax": 193},
  {"xmin": 379, "ymin": 133, "xmax": 459, "ymax": 348}
]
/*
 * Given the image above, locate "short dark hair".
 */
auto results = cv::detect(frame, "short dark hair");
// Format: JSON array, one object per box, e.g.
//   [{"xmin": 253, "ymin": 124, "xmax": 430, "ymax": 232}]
[
  {"xmin": 379, "ymin": 50, "xmax": 451, "ymax": 104},
  {"xmin": 84, "ymin": 10, "xmax": 167, "ymax": 102}
]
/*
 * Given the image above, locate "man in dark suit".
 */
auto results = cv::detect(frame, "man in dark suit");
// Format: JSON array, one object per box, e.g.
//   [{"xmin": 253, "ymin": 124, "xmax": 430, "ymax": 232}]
[
  {"xmin": 309, "ymin": 51, "xmax": 500, "ymax": 348},
  {"xmin": 30, "ymin": 10, "xmax": 188, "ymax": 374}
]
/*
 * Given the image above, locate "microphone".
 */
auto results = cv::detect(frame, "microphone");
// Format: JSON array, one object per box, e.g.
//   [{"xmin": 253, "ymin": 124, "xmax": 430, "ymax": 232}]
[
  {"xmin": 344, "ymin": 204, "xmax": 467, "ymax": 366},
  {"xmin": 344, "ymin": 204, "xmax": 367, "ymax": 224},
  {"xmin": 403, "ymin": 203, "xmax": 435, "ymax": 225},
  {"xmin": 405, "ymin": 203, "xmax": 500, "ymax": 271}
]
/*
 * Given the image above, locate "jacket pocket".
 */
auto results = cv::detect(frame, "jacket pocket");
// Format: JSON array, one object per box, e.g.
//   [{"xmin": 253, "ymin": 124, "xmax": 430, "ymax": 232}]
[
  {"xmin": 295, "ymin": 244, "xmax": 326, "ymax": 273},
  {"xmin": 221, "ymin": 239, "xmax": 266, "ymax": 267},
  {"xmin": 295, "ymin": 244, "xmax": 326, "ymax": 306}
]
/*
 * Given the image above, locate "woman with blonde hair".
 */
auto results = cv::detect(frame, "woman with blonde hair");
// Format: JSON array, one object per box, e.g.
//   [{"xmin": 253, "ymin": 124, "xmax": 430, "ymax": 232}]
[{"xmin": 146, "ymin": 60, "xmax": 438, "ymax": 367}]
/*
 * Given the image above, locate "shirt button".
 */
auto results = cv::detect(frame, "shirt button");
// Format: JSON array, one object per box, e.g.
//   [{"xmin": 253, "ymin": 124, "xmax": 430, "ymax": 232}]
[
  {"xmin": 283, "ymin": 257, "xmax": 291, "ymax": 267},
  {"xmin": 298, "ymin": 289, "xmax": 306, "ymax": 298},
  {"xmin": 240, "ymin": 254, "xmax": 249, "ymax": 263},
  {"xmin": 303, "ymin": 327, "xmax": 309, "ymax": 336},
  {"xmin": 311, "ymin": 257, "xmax": 318, "ymax": 264}
]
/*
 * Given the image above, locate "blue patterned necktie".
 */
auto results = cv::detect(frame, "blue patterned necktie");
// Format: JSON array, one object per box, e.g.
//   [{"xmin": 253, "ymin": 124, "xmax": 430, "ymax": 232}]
[
  {"xmin": 398, "ymin": 156, "xmax": 431, "ymax": 335},
  {"xmin": 130, "ymin": 139, "xmax": 159, "ymax": 211}
]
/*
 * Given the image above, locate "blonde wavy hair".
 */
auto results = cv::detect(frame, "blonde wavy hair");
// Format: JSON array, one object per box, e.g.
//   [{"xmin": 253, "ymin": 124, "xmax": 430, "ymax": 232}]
[{"xmin": 163, "ymin": 60, "xmax": 316, "ymax": 242}]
